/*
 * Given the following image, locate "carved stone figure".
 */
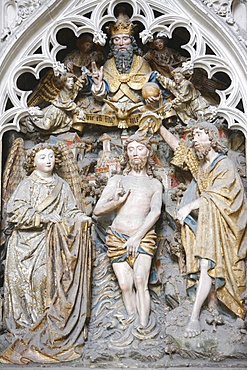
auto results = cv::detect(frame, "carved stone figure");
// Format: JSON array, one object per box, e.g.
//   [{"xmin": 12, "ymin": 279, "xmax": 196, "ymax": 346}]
[
  {"xmin": 90, "ymin": 12, "xmax": 169, "ymax": 127},
  {"xmin": 156, "ymin": 66, "xmax": 217, "ymax": 125},
  {"xmin": 62, "ymin": 34, "xmax": 106, "ymax": 117},
  {"xmin": 147, "ymin": 119, "xmax": 247, "ymax": 337},
  {"xmin": 0, "ymin": 143, "xmax": 92, "ymax": 364},
  {"xmin": 93, "ymin": 133, "xmax": 163, "ymax": 330},
  {"xmin": 24, "ymin": 64, "xmax": 86, "ymax": 134},
  {"xmin": 0, "ymin": 0, "xmax": 247, "ymax": 365},
  {"xmin": 144, "ymin": 36, "xmax": 186, "ymax": 77},
  {"xmin": 64, "ymin": 33, "xmax": 105, "ymax": 76}
]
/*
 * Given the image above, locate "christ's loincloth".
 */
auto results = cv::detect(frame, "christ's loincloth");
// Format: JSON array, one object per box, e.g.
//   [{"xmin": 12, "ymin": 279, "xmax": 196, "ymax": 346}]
[{"xmin": 106, "ymin": 227, "xmax": 157, "ymax": 268}]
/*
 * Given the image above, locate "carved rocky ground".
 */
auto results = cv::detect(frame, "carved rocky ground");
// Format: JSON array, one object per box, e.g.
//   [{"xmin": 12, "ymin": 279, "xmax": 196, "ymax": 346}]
[{"xmin": 79, "ymin": 225, "xmax": 247, "ymax": 368}]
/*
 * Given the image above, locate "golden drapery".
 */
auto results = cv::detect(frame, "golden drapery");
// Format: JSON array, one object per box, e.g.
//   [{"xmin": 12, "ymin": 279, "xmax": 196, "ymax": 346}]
[
  {"xmin": 103, "ymin": 55, "xmax": 152, "ymax": 103},
  {"xmin": 0, "ymin": 172, "xmax": 92, "ymax": 364},
  {"xmin": 106, "ymin": 227, "xmax": 157, "ymax": 268},
  {"xmin": 173, "ymin": 141, "xmax": 247, "ymax": 319},
  {"xmin": 157, "ymin": 75, "xmax": 212, "ymax": 124}
]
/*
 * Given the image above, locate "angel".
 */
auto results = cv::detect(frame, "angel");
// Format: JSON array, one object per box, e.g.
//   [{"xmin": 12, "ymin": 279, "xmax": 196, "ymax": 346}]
[
  {"xmin": 63, "ymin": 33, "xmax": 105, "ymax": 76},
  {"xmin": 24, "ymin": 63, "xmax": 87, "ymax": 135},
  {"xmin": 0, "ymin": 140, "xmax": 92, "ymax": 364},
  {"xmin": 144, "ymin": 36, "xmax": 187, "ymax": 78},
  {"xmin": 156, "ymin": 66, "xmax": 218, "ymax": 125}
]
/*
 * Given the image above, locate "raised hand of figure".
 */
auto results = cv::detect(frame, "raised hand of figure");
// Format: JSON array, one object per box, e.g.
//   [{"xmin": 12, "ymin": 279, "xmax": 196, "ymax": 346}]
[
  {"xmin": 66, "ymin": 61, "xmax": 74, "ymax": 73},
  {"xmin": 91, "ymin": 61, "xmax": 103, "ymax": 88},
  {"xmin": 138, "ymin": 112, "xmax": 162, "ymax": 134},
  {"xmin": 109, "ymin": 179, "xmax": 130, "ymax": 208},
  {"xmin": 114, "ymin": 179, "xmax": 130, "ymax": 202}
]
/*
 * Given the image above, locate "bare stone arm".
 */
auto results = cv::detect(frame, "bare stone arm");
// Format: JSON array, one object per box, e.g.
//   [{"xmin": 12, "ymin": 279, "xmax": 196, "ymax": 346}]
[
  {"xmin": 159, "ymin": 125, "xmax": 179, "ymax": 152},
  {"xmin": 159, "ymin": 125, "xmax": 200, "ymax": 225},
  {"xmin": 177, "ymin": 198, "xmax": 200, "ymax": 225}
]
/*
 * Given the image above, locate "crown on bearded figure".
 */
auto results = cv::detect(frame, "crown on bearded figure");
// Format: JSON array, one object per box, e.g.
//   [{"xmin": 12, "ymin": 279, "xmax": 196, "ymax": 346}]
[{"xmin": 108, "ymin": 13, "xmax": 135, "ymax": 37}]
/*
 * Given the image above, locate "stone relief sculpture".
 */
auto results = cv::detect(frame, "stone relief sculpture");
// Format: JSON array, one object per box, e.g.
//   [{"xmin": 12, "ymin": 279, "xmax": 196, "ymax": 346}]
[
  {"xmin": 156, "ymin": 65, "xmax": 217, "ymax": 125},
  {"xmin": 144, "ymin": 35, "xmax": 187, "ymax": 78},
  {"xmin": 0, "ymin": 0, "xmax": 246, "ymax": 367},
  {"xmin": 63, "ymin": 33, "xmax": 106, "ymax": 77},
  {"xmin": 23, "ymin": 10, "xmax": 174, "ymax": 133},
  {"xmin": 93, "ymin": 133, "xmax": 163, "ymax": 331},
  {"xmin": 23, "ymin": 62, "xmax": 87, "ymax": 135},
  {"xmin": 0, "ymin": 142, "xmax": 92, "ymax": 364},
  {"xmin": 90, "ymin": 11, "xmax": 170, "ymax": 128},
  {"xmin": 143, "ymin": 118, "xmax": 247, "ymax": 337}
]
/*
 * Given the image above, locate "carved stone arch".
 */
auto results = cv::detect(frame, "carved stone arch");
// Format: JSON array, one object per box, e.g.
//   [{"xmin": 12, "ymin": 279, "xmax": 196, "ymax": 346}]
[{"xmin": 0, "ymin": 2, "xmax": 246, "ymax": 363}]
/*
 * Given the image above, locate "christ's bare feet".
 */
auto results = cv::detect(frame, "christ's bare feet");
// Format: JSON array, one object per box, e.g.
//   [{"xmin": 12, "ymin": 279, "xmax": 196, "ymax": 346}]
[{"xmin": 184, "ymin": 319, "xmax": 201, "ymax": 338}]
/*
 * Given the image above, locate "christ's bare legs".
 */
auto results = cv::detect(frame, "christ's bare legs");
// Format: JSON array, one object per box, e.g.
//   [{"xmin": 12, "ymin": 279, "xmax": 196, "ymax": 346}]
[
  {"xmin": 113, "ymin": 261, "xmax": 137, "ymax": 318},
  {"xmin": 113, "ymin": 253, "xmax": 152, "ymax": 328},
  {"xmin": 134, "ymin": 254, "xmax": 152, "ymax": 328}
]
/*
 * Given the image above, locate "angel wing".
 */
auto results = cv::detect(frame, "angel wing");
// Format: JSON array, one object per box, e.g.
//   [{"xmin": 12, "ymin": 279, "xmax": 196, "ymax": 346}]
[
  {"xmin": 2, "ymin": 137, "xmax": 26, "ymax": 209},
  {"xmin": 27, "ymin": 60, "xmax": 81, "ymax": 109},
  {"xmin": 1, "ymin": 137, "xmax": 26, "ymax": 243},
  {"xmin": 27, "ymin": 69, "xmax": 60, "ymax": 108},
  {"xmin": 191, "ymin": 68, "xmax": 228, "ymax": 93},
  {"xmin": 56, "ymin": 141, "xmax": 86, "ymax": 213}
]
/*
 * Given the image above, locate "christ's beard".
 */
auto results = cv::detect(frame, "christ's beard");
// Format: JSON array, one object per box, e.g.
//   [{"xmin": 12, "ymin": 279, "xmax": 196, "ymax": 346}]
[
  {"xmin": 129, "ymin": 158, "xmax": 147, "ymax": 172},
  {"xmin": 194, "ymin": 143, "xmax": 211, "ymax": 160},
  {"xmin": 112, "ymin": 45, "xmax": 134, "ymax": 73}
]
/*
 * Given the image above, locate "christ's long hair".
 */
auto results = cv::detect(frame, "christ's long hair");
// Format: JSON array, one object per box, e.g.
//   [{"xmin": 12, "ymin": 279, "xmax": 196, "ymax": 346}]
[{"xmin": 121, "ymin": 133, "xmax": 155, "ymax": 177}]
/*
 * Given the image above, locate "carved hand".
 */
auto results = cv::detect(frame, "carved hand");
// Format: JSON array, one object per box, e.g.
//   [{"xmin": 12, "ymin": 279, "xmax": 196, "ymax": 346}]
[
  {"xmin": 176, "ymin": 204, "xmax": 192, "ymax": 225},
  {"xmin": 78, "ymin": 214, "xmax": 92, "ymax": 226},
  {"xmin": 112, "ymin": 180, "xmax": 130, "ymax": 206},
  {"xmin": 124, "ymin": 235, "xmax": 141, "ymax": 258},
  {"xmin": 41, "ymin": 211, "xmax": 62, "ymax": 224},
  {"xmin": 91, "ymin": 61, "xmax": 104, "ymax": 88},
  {"xmin": 145, "ymin": 94, "xmax": 160, "ymax": 105}
]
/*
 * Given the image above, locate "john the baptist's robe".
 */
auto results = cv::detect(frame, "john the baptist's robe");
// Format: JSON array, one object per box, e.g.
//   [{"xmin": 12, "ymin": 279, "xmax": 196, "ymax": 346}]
[{"xmin": 172, "ymin": 141, "xmax": 247, "ymax": 319}]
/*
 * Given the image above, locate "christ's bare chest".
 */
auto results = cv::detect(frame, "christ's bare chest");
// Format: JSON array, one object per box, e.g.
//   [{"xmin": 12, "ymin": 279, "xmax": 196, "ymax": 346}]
[{"xmin": 121, "ymin": 175, "xmax": 155, "ymax": 198}]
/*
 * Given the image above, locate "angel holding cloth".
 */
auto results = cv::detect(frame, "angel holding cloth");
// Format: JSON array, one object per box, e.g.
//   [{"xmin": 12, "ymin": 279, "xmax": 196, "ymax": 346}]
[{"xmin": 0, "ymin": 141, "xmax": 92, "ymax": 364}]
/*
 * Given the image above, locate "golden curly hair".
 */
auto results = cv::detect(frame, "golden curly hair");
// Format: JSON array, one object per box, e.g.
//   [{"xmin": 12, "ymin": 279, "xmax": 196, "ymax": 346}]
[{"xmin": 23, "ymin": 143, "xmax": 62, "ymax": 175}]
